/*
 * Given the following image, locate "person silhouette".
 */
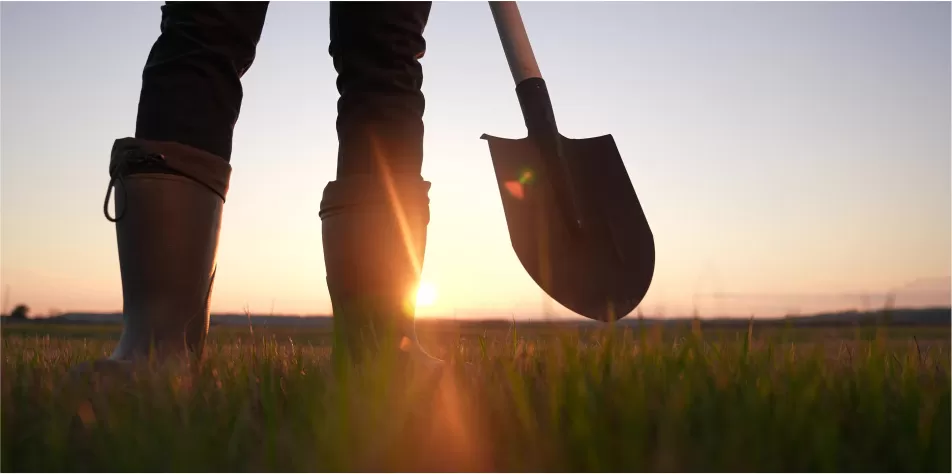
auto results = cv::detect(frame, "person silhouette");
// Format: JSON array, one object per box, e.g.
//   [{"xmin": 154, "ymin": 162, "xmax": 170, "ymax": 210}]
[{"xmin": 102, "ymin": 1, "xmax": 439, "ymax": 368}]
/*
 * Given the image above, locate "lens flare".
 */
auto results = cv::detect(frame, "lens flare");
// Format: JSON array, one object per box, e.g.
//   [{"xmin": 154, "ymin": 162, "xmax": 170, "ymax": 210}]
[
  {"xmin": 504, "ymin": 181, "xmax": 525, "ymax": 200},
  {"xmin": 518, "ymin": 169, "xmax": 534, "ymax": 185},
  {"xmin": 504, "ymin": 168, "xmax": 536, "ymax": 200}
]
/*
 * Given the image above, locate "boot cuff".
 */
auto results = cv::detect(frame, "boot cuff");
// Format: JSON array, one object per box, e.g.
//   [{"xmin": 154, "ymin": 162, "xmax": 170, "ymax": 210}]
[
  {"xmin": 319, "ymin": 174, "xmax": 431, "ymax": 222},
  {"xmin": 110, "ymin": 138, "xmax": 232, "ymax": 201}
]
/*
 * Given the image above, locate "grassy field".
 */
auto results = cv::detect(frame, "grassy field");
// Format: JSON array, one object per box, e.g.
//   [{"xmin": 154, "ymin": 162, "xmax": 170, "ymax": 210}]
[{"xmin": 2, "ymin": 319, "xmax": 949, "ymax": 472}]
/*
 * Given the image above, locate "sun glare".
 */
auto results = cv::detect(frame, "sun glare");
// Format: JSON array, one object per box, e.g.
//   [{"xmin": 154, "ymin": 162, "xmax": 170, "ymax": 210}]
[{"xmin": 416, "ymin": 281, "xmax": 438, "ymax": 307}]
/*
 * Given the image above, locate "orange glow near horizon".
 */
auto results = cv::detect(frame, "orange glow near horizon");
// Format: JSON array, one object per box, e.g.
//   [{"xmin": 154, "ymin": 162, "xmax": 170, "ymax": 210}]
[{"xmin": 416, "ymin": 281, "xmax": 437, "ymax": 308}]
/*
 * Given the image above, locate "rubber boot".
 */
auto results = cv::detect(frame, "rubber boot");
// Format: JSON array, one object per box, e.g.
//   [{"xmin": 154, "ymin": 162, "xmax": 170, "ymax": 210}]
[
  {"xmin": 320, "ymin": 173, "xmax": 442, "ymax": 370},
  {"xmin": 103, "ymin": 137, "xmax": 232, "ymax": 363}
]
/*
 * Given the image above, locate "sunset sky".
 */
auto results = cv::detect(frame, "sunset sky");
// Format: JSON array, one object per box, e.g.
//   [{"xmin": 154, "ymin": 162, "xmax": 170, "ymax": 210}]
[{"xmin": 2, "ymin": 1, "xmax": 949, "ymax": 319}]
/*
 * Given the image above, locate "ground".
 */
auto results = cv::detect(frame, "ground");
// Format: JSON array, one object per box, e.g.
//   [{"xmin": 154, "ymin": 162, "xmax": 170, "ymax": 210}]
[{"xmin": 2, "ymin": 319, "xmax": 949, "ymax": 472}]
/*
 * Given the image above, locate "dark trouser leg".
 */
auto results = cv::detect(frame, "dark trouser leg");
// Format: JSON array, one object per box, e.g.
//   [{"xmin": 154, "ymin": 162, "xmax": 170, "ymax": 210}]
[
  {"xmin": 321, "ymin": 2, "xmax": 439, "ymax": 366},
  {"xmin": 330, "ymin": 1, "xmax": 431, "ymax": 177},
  {"xmin": 107, "ymin": 2, "xmax": 268, "ymax": 362},
  {"xmin": 136, "ymin": 1, "xmax": 269, "ymax": 161}
]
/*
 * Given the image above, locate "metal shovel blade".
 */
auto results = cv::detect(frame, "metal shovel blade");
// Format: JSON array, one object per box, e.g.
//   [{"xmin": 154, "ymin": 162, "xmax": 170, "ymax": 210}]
[{"xmin": 481, "ymin": 132, "xmax": 655, "ymax": 321}]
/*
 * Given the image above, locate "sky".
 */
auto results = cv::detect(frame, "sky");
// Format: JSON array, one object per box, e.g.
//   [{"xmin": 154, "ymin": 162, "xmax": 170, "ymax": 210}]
[{"xmin": 1, "ymin": 1, "xmax": 950, "ymax": 319}]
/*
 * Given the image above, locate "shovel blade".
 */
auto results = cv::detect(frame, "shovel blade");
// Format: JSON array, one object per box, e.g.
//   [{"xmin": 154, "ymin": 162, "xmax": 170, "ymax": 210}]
[{"xmin": 481, "ymin": 132, "xmax": 655, "ymax": 321}]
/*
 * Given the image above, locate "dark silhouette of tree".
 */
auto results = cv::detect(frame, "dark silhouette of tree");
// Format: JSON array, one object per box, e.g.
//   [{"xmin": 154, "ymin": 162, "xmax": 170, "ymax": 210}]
[{"xmin": 10, "ymin": 304, "xmax": 29, "ymax": 320}]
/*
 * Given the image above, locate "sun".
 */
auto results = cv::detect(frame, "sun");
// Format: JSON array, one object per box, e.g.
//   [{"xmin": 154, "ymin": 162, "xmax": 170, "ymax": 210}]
[{"xmin": 415, "ymin": 281, "xmax": 438, "ymax": 307}]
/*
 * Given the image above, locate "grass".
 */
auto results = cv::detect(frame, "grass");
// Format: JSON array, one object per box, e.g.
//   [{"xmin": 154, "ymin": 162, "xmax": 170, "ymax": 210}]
[{"xmin": 2, "ymin": 320, "xmax": 950, "ymax": 472}]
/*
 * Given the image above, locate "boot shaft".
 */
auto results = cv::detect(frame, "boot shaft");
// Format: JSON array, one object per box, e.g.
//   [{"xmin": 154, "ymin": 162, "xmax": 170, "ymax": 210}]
[
  {"xmin": 106, "ymin": 138, "xmax": 231, "ymax": 361},
  {"xmin": 320, "ymin": 173, "xmax": 432, "ymax": 364}
]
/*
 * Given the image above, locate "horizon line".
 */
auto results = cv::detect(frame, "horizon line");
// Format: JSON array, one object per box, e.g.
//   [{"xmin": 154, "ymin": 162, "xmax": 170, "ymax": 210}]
[{"xmin": 16, "ymin": 304, "xmax": 952, "ymax": 322}]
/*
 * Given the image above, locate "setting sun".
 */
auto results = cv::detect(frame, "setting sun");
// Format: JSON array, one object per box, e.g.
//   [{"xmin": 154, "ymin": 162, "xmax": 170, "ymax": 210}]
[{"xmin": 415, "ymin": 281, "xmax": 438, "ymax": 307}]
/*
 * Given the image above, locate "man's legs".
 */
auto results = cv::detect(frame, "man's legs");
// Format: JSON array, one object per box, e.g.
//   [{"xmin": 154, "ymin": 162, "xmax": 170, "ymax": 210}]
[
  {"xmin": 321, "ymin": 2, "xmax": 438, "ymax": 366},
  {"xmin": 106, "ymin": 2, "xmax": 269, "ymax": 362}
]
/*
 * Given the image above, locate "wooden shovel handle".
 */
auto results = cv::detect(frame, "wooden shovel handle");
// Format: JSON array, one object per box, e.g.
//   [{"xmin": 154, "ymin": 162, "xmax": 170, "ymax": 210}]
[{"xmin": 489, "ymin": 1, "xmax": 543, "ymax": 85}]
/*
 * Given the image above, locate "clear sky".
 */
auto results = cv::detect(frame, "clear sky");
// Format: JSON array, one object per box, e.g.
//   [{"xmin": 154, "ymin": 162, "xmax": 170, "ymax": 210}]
[{"xmin": 2, "ymin": 1, "xmax": 950, "ymax": 319}]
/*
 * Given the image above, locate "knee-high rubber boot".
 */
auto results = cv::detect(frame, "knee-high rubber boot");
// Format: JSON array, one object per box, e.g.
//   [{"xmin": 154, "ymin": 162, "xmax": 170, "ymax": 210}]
[
  {"xmin": 320, "ymin": 174, "xmax": 441, "ymax": 369},
  {"xmin": 103, "ymin": 138, "xmax": 232, "ymax": 363}
]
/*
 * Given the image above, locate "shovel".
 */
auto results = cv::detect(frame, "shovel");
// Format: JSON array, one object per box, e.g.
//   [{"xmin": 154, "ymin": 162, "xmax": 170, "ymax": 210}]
[{"xmin": 481, "ymin": 1, "xmax": 655, "ymax": 322}]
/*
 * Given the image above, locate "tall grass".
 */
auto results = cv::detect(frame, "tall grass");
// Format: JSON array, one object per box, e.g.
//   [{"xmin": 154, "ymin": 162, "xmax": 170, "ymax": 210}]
[{"xmin": 2, "ymin": 323, "xmax": 949, "ymax": 472}]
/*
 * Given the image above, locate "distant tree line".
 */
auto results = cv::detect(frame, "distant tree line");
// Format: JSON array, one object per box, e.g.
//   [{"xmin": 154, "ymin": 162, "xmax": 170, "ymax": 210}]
[{"xmin": 5, "ymin": 304, "xmax": 30, "ymax": 320}]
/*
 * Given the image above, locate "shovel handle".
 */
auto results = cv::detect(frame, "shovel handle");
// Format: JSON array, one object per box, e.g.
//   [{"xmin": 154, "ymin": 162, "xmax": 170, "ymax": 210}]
[
  {"xmin": 489, "ymin": 1, "xmax": 559, "ymax": 140},
  {"xmin": 489, "ymin": 1, "xmax": 583, "ymax": 231},
  {"xmin": 489, "ymin": 1, "xmax": 542, "ymax": 84}
]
